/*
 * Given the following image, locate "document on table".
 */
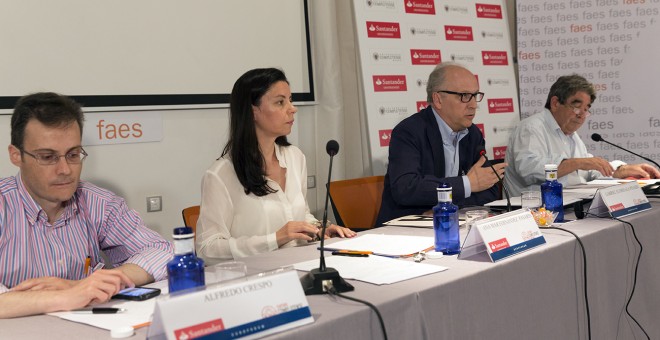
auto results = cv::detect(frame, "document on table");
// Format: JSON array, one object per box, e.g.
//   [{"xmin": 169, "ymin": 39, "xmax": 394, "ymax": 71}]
[
  {"xmin": 48, "ymin": 280, "xmax": 168, "ymax": 331},
  {"xmin": 294, "ymin": 255, "xmax": 448, "ymax": 285},
  {"xmin": 382, "ymin": 215, "xmax": 434, "ymax": 228},
  {"xmin": 485, "ymin": 195, "xmax": 583, "ymax": 208},
  {"xmin": 323, "ymin": 234, "xmax": 434, "ymax": 257}
]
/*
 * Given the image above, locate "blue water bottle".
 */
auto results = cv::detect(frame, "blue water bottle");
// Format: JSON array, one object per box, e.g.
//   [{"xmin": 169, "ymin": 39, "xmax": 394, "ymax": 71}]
[
  {"xmin": 433, "ymin": 183, "xmax": 460, "ymax": 255},
  {"xmin": 167, "ymin": 227, "xmax": 205, "ymax": 293},
  {"xmin": 541, "ymin": 164, "xmax": 564, "ymax": 222}
]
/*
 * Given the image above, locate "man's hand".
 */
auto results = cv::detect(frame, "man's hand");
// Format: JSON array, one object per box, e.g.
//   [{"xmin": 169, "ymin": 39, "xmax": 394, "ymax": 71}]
[
  {"xmin": 0, "ymin": 269, "xmax": 135, "ymax": 318},
  {"xmin": 11, "ymin": 277, "xmax": 77, "ymax": 292},
  {"xmin": 66, "ymin": 269, "xmax": 135, "ymax": 306},
  {"xmin": 613, "ymin": 163, "xmax": 660, "ymax": 179},
  {"xmin": 466, "ymin": 156, "xmax": 507, "ymax": 193},
  {"xmin": 560, "ymin": 157, "xmax": 614, "ymax": 177}
]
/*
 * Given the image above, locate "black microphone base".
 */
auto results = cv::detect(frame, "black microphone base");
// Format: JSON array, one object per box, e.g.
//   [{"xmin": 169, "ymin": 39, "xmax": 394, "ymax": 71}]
[{"xmin": 300, "ymin": 267, "xmax": 354, "ymax": 295}]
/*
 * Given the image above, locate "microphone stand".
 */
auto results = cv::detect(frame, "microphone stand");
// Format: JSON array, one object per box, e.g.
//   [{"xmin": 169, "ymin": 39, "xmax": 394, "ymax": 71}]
[
  {"xmin": 300, "ymin": 142, "xmax": 354, "ymax": 295},
  {"xmin": 593, "ymin": 135, "xmax": 660, "ymax": 169},
  {"xmin": 481, "ymin": 151, "xmax": 511, "ymax": 212}
]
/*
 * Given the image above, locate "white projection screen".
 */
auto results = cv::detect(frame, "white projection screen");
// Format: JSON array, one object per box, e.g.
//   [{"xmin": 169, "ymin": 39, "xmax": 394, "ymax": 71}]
[{"xmin": 0, "ymin": 0, "xmax": 313, "ymax": 113}]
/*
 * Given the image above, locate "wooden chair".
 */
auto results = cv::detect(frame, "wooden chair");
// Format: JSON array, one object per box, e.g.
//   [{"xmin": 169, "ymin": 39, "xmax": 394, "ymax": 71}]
[
  {"xmin": 328, "ymin": 176, "xmax": 385, "ymax": 230},
  {"xmin": 181, "ymin": 205, "xmax": 200, "ymax": 238}
]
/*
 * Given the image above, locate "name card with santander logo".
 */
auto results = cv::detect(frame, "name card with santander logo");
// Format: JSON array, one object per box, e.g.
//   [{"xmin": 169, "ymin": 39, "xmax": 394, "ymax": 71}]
[
  {"xmin": 147, "ymin": 268, "xmax": 313, "ymax": 340},
  {"xmin": 587, "ymin": 181, "xmax": 651, "ymax": 219},
  {"xmin": 459, "ymin": 210, "xmax": 546, "ymax": 262}
]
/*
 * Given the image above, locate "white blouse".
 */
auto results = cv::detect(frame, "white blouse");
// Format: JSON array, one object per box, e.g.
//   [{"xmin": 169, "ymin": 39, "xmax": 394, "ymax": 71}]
[{"xmin": 197, "ymin": 145, "xmax": 317, "ymax": 263}]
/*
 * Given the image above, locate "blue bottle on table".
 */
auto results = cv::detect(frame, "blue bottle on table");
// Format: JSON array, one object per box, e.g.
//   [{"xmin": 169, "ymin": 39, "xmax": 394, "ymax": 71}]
[
  {"xmin": 541, "ymin": 164, "xmax": 564, "ymax": 222},
  {"xmin": 433, "ymin": 183, "xmax": 460, "ymax": 255},
  {"xmin": 167, "ymin": 226, "xmax": 205, "ymax": 293}
]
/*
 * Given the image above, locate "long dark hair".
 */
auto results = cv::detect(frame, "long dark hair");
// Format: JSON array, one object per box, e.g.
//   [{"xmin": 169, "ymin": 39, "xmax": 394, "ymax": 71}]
[{"xmin": 222, "ymin": 68, "xmax": 291, "ymax": 196}]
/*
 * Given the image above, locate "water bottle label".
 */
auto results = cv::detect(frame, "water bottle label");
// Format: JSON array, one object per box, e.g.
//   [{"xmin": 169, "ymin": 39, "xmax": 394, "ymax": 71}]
[{"xmin": 437, "ymin": 191, "xmax": 452, "ymax": 202}]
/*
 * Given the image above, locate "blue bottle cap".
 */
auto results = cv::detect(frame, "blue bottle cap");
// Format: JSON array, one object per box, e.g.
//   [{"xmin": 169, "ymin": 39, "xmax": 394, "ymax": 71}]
[
  {"xmin": 173, "ymin": 227, "xmax": 194, "ymax": 239},
  {"xmin": 437, "ymin": 182, "xmax": 452, "ymax": 191}
]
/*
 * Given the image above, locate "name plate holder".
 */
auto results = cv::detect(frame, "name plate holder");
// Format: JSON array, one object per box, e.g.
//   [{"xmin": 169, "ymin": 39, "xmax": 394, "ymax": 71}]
[
  {"xmin": 588, "ymin": 181, "xmax": 652, "ymax": 218},
  {"xmin": 459, "ymin": 210, "xmax": 546, "ymax": 262},
  {"xmin": 147, "ymin": 268, "xmax": 313, "ymax": 340}
]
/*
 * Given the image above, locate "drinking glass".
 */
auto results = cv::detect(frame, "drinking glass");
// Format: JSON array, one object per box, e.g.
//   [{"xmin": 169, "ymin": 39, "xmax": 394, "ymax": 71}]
[
  {"xmin": 207, "ymin": 261, "xmax": 247, "ymax": 284},
  {"xmin": 521, "ymin": 191, "xmax": 542, "ymax": 211}
]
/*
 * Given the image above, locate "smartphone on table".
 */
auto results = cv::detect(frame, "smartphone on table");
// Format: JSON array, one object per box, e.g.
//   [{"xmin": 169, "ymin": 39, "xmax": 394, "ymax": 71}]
[{"xmin": 112, "ymin": 287, "xmax": 161, "ymax": 301}]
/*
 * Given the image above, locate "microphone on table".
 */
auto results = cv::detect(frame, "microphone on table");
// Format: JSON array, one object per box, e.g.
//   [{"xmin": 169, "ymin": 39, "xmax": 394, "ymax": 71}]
[
  {"xmin": 478, "ymin": 147, "xmax": 511, "ymax": 212},
  {"xmin": 300, "ymin": 140, "xmax": 354, "ymax": 295},
  {"xmin": 590, "ymin": 133, "xmax": 660, "ymax": 169}
]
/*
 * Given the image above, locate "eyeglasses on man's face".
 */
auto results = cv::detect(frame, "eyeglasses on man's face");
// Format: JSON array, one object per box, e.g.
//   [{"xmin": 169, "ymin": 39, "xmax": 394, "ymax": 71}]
[
  {"xmin": 21, "ymin": 147, "xmax": 88, "ymax": 165},
  {"xmin": 436, "ymin": 90, "xmax": 485, "ymax": 103},
  {"xmin": 562, "ymin": 102, "xmax": 591, "ymax": 118}
]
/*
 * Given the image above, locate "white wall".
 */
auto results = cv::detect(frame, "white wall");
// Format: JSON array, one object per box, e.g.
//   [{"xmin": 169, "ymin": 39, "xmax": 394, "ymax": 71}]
[
  {"xmin": 0, "ymin": 105, "xmax": 318, "ymax": 239},
  {"xmin": 0, "ymin": 0, "xmax": 518, "ymax": 239}
]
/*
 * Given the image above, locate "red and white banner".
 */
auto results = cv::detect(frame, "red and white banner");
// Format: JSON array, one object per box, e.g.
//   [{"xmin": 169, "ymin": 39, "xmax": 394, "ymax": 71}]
[
  {"xmin": 353, "ymin": 0, "xmax": 520, "ymax": 174},
  {"xmin": 517, "ymin": 1, "xmax": 660, "ymax": 165}
]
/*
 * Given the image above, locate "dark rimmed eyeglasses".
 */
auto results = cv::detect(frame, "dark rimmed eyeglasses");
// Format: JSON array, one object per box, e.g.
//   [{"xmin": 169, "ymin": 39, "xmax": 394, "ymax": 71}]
[
  {"xmin": 436, "ymin": 90, "xmax": 485, "ymax": 103},
  {"xmin": 21, "ymin": 147, "xmax": 88, "ymax": 165}
]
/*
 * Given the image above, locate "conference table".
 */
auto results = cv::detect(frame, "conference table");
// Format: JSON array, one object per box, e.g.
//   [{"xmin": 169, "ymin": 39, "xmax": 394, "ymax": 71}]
[{"xmin": 2, "ymin": 199, "xmax": 659, "ymax": 339}]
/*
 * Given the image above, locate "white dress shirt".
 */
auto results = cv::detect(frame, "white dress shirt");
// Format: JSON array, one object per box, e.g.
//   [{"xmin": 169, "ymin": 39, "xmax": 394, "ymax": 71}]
[
  {"xmin": 504, "ymin": 108, "xmax": 624, "ymax": 196},
  {"xmin": 197, "ymin": 145, "xmax": 317, "ymax": 263}
]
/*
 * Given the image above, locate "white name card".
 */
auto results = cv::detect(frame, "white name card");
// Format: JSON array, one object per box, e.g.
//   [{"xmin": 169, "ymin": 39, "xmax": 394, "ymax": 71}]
[
  {"xmin": 460, "ymin": 210, "xmax": 546, "ymax": 262},
  {"xmin": 147, "ymin": 268, "xmax": 313, "ymax": 340},
  {"xmin": 588, "ymin": 181, "xmax": 652, "ymax": 218}
]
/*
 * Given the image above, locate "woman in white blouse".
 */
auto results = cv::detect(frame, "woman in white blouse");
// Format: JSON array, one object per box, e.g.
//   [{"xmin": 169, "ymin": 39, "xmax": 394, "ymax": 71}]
[{"xmin": 197, "ymin": 68, "xmax": 356, "ymax": 261}]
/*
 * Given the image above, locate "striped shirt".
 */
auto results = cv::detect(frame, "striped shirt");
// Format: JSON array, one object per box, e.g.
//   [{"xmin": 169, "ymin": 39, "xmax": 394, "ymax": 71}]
[{"xmin": 0, "ymin": 174, "xmax": 173, "ymax": 291}]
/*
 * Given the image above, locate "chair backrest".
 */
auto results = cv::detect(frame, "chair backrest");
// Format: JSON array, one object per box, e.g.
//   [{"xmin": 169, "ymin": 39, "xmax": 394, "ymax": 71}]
[
  {"xmin": 328, "ymin": 176, "xmax": 385, "ymax": 230},
  {"xmin": 181, "ymin": 205, "xmax": 201, "ymax": 237}
]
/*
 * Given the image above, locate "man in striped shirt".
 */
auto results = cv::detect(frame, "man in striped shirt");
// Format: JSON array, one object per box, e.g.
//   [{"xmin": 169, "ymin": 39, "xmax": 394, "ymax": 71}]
[{"xmin": 0, "ymin": 92, "xmax": 173, "ymax": 318}]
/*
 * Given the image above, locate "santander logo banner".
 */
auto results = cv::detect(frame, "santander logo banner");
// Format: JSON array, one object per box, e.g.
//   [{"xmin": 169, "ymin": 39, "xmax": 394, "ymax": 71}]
[
  {"xmin": 373, "ymin": 75, "xmax": 407, "ymax": 92},
  {"xmin": 482, "ymin": 51, "xmax": 508, "ymax": 66},
  {"xmin": 475, "ymin": 123, "xmax": 485, "ymax": 138},
  {"xmin": 493, "ymin": 146, "xmax": 507, "ymax": 160},
  {"xmin": 487, "ymin": 98, "xmax": 514, "ymax": 113},
  {"xmin": 445, "ymin": 25, "xmax": 474, "ymax": 41},
  {"xmin": 475, "ymin": 3, "xmax": 503, "ymax": 19},
  {"xmin": 366, "ymin": 21, "xmax": 401, "ymax": 38},
  {"xmin": 410, "ymin": 49, "xmax": 441, "ymax": 65},
  {"xmin": 379, "ymin": 129, "xmax": 393, "ymax": 147},
  {"xmin": 416, "ymin": 101, "xmax": 428, "ymax": 112},
  {"xmin": 404, "ymin": 0, "xmax": 436, "ymax": 15}
]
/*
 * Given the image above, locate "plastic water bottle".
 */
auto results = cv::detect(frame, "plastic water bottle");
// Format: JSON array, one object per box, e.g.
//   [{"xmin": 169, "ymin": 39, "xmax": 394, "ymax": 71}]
[
  {"xmin": 541, "ymin": 164, "xmax": 564, "ymax": 222},
  {"xmin": 167, "ymin": 227, "xmax": 205, "ymax": 293},
  {"xmin": 433, "ymin": 183, "xmax": 460, "ymax": 255}
]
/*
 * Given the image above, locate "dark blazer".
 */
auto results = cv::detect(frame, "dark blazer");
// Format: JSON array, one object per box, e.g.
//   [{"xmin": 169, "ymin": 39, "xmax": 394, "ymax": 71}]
[{"xmin": 375, "ymin": 106, "xmax": 499, "ymax": 226}]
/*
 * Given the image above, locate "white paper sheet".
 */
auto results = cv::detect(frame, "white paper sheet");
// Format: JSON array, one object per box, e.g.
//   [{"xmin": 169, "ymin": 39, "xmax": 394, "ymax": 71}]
[
  {"xmin": 485, "ymin": 195, "xmax": 582, "ymax": 208},
  {"xmin": 48, "ymin": 280, "xmax": 169, "ymax": 331},
  {"xmin": 294, "ymin": 255, "xmax": 448, "ymax": 285},
  {"xmin": 323, "ymin": 234, "xmax": 434, "ymax": 257}
]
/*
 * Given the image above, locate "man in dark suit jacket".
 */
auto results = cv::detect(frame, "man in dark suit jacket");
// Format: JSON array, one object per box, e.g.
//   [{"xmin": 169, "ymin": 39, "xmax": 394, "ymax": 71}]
[{"xmin": 376, "ymin": 63, "xmax": 507, "ymax": 226}]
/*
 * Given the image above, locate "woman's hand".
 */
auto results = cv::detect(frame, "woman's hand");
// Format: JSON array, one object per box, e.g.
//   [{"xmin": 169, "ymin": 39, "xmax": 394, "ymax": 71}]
[
  {"xmin": 276, "ymin": 221, "xmax": 320, "ymax": 247},
  {"xmin": 323, "ymin": 224, "xmax": 357, "ymax": 239}
]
